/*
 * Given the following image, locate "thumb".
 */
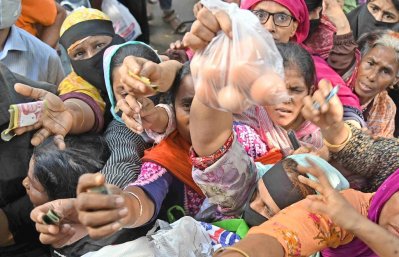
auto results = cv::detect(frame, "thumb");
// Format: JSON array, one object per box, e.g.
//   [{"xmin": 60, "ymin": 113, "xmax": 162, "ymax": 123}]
[{"xmin": 15, "ymin": 83, "xmax": 48, "ymax": 100}]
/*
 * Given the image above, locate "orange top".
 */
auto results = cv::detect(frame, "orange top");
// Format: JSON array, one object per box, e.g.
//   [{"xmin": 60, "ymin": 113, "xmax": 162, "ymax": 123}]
[{"xmin": 16, "ymin": 0, "xmax": 57, "ymax": 36}]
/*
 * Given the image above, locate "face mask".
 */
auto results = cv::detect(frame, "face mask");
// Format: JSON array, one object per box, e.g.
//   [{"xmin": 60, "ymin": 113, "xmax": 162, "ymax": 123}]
[
  {"xmin": 0, "ymin": 0, "xmax": 21, "ymax": 29},
  {"xmin": 70, "ymin": 35, "xmax": 125, "ymax": 93},
  {"xmin": 356, "ymin": 5, "xmax": 397, "ymax": 38},
  {"xmin": 308, "ymin": 18, "xmax": 321, "ymax": 36}
]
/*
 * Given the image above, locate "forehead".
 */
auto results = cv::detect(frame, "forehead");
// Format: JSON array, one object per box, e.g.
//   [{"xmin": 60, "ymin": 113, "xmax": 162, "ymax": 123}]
[
  {"xmin": 252, "ymin": 0, "xmax": 292, "ymax": 15},
  {"xmin": 365, "ymin": 45, "xmax": 399, "ymax": 69},
  {"xmin": 369, "ymin": 0, "xmax": 398, "ymax": 10},
  {"xmin": 284, "ymin": 65, "xmax": 307, "ymax": 87},
  {"xmin": 176, "ymin": 75, "xmax": 195, "ymax": 100}
]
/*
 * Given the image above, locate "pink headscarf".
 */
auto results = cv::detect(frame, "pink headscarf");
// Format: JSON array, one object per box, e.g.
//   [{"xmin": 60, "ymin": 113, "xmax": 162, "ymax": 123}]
[{"xmin": 240, "ymin": 0, "xmax": 310, "ymax": 43}]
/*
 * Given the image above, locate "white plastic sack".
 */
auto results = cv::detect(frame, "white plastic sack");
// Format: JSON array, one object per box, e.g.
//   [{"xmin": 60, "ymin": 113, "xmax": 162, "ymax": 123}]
[
  {"xmin": 81, "ymin": 217, "xmax": 213, "ymax": 257},
  {"xmin": 101, "ymin": 0, "xmax": 142, "ymax": 41},
  {"xmin": 191, "ymin": 0, "xmax": 289, "ymax": 113}
]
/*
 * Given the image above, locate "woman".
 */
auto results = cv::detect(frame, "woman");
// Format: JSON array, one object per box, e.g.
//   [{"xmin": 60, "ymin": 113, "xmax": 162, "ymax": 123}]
[
  {"xmin": 214, "ymin": 82, "xmax": 399, "ymax": 257},
  {"xmin": 347, "ymin": 0, "xmax": 399, "ymax": 40}
]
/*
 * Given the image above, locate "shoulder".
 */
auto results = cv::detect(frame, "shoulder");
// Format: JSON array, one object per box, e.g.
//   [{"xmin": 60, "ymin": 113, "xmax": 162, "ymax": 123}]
[{"xmin": 14, "ymin": 26, "xmax": 58, "ymax": 58}]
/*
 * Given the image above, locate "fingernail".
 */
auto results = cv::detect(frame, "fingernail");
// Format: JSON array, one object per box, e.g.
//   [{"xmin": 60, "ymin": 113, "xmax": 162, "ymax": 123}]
[
  {"xmin": 136, "ymin": 126, "xmax": 142, "ymax": 131},
  {"xmin": 112, "ymin": 222, "xmax": 122, "ymax": 231},
  {"xmin": 115, "ymin": 196, "xmax": 125, "ymax": 206},
  {"xmin": 135, "ymin": 107, "xmax": 141, "ymax": 113},
  {"xmin": 119, "ymin": 208, "xmax": 128, "ymax": 217}
]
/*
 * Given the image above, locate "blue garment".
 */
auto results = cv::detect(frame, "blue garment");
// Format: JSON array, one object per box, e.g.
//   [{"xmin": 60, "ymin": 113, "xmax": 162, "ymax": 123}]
[{"xmin": 0, "ymin": 26, "xmax": 64, "ymax": 85}]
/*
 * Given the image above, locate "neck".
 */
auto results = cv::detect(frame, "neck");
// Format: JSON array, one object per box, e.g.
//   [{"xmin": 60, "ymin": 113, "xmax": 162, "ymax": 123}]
[
  {"xmin": 359, "ymin": 96, "xmax": 373, "ymax": 107},
  {"xmin": 0, "ymin": 28, "xmax": 10, "ymax": 51}
]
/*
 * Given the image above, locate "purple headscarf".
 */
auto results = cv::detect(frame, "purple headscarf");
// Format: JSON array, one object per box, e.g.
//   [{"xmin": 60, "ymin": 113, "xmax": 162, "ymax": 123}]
[
  {"xmin": 322, "ymin": 169, "xmax": 399, "ymax": 257},
  {"xmin": 240, "ymin": 0, "xmax": 310, "ymax": 43}
]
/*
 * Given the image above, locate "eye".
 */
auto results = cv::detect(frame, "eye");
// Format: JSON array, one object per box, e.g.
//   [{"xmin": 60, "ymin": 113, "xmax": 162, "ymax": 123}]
[
  {"xmin": 383, "ymin": 13, "xmax": 395, "ymax": 21},
  {"xmin": 382, "ymin": 68, "xmax": 391, "ymax": 75},
  {"xmin": 95, "ymin": 43, "xmax": 106, "ymax": 49},
  {"xmin": 275, "ymin": 13, "xmax": 289, "ymax": 22},
  {"xmin": 73, "ymin": 51, "xmax": 85, "ymax": 59},
  {"xmin": 370, "ymin": 5, "xmax": 380, "ymax": 12}
]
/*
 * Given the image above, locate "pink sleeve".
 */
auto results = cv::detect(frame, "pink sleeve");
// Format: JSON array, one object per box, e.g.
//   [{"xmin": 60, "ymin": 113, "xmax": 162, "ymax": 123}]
[{"xmin": 233, "ymin": 124, "xmax": 268, "ymax": 159}]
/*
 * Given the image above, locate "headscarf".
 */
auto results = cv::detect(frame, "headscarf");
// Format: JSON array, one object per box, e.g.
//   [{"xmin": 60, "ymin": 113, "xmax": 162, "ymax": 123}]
[
  {"xmin": 59, "ymin": 7, "xmax": 125, "ymax": 93},
  {"xmin": 322, "ymin": 169, "xmax": 399, "ymax": 257},
  {"xmin": 243, "ymin": 154, "xmax": 349, "ymax": 226},
  {"xmin": 347, "ymin": 4, "xmax": 398, "ymax": 40},
  {"xmin": 103, "ymin": 41, "xmax": 162, "ymax": 123},
  {"xmin": 240, "ymin": 0, "xmax": 310, "ymax": 43}
]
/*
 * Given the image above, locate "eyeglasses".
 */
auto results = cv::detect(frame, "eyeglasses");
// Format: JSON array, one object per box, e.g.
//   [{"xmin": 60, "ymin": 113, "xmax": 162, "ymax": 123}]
[{"xmin": 251, "ymin": 9, "xmax": 294, "ymax": 27}]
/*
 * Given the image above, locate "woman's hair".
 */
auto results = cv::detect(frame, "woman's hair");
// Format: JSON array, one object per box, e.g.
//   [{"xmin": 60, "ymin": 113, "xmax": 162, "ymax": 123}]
[
  {"xmin": 276, "ymin": 42, "xmax": 316, "ymax": 93},
  {"xmin": 359, "ymin": 30, "xmax": 399, "ymax": 76},
  {"xmin": 110, "ymin": 43, "xmax": 161, "ymax": 79},
  {"xmin": 32, "ymin": 134, "xmax": 110, "ymax": 200},
  {"xmin": 283, "ymin": 158, "xmax": 316, "ymax": 197},
  {"xmin": 170, "ymin": 61, "xmax": 191, "ymax": 108}
]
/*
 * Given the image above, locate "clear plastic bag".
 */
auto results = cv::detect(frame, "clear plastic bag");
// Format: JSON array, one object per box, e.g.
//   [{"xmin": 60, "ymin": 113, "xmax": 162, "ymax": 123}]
[
  {"xmin": 191, "ymin": 0, "xmax": 289, "ymax": 113},
  {"xmin": 101, "ymin": 0, "xmax": 142, "ymax": 41}
]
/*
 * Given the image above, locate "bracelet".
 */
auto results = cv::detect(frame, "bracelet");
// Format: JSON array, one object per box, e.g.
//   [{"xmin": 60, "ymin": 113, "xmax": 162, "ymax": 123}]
[
  {"xmin": 323, "ymin": 123, "xmax": 352, "ymax": 149},
  {"xmin": 124, "ymin": 191, "xmax": 143, "ymax": 228},
  {"xmin": 64, "ymin": 101, "xmax": 85, "ymax": 129},
  {"xmin": 214, "ymin": 247, "xmax": 250, "ymax": 257}
]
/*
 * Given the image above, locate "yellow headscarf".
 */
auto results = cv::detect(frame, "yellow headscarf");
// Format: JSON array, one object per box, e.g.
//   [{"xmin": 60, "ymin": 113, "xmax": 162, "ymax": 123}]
[{"xmin": 60, "ymin": 7, "xmax": 110, "ymax": 37}]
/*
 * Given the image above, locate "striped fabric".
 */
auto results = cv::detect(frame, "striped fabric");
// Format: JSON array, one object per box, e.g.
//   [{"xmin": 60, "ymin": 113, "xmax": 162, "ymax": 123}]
[
  {"xmin": 101, "ymin": 120, "xmax": 151, "ymax": 188},
  {"xmin": 0, "ymin": 26, "xmax": 64, "ymax": 85}
]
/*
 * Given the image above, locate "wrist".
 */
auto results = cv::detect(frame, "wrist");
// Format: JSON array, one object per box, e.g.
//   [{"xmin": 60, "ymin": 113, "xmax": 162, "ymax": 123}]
[
  {"xmin": 321, "ymin": 122, "xmax": 349, "ymax": 150},
  {"xmin": 335, "ymin": 23, "xmax": 351, "ymax": 35}
]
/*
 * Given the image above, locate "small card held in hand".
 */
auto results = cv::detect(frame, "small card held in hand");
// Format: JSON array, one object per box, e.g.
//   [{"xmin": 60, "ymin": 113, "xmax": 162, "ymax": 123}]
[
  {"xmin": 87, "ymin": 186, "xmax": 110, "ymax": 195},
  {"xmin": 42, "ymin": 209, "xmax": 62, "ymax": 225}
]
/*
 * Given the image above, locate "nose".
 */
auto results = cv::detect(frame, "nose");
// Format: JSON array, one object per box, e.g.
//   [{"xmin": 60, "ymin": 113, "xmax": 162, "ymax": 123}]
[
  {"xmin": 22, "ymin": 177, "xmax": 29, "ymax": 189},
  {"xmin": 367, "ymin": 68, "xmax": 377, "ymax": 82},
  {"xmin": 264, "ymin": 16, "xmax": 276, "ymax": 33},
  {"xmin": 374, "ymin": 11, "xmax": 383, "ymax": 21}
]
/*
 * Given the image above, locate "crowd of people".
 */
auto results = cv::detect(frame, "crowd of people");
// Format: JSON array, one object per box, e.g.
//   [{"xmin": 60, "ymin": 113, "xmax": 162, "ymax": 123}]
[{"xmin": 0, "ymin": 0, "xmax": 399, "ymax": 256}]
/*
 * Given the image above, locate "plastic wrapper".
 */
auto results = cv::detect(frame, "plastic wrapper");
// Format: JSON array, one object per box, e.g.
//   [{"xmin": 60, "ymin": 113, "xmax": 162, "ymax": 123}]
[{"xmin": 191, "ymin": 0, "xmax": 289, "ymax": 113}]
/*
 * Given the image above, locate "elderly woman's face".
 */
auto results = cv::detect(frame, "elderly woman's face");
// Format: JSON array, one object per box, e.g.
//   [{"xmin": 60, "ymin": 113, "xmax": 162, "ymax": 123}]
[
  {"xmin": 379, "ymin": 192, "xmax": 399, "ymax": 237},
  {"xmin": 68, "ymin": 35, "xmax": 113, "ymax": 61},
  {"xmin": 251, "ymin": 1, "xmax": 298, "ymax": 43},
  {"xmin": 367, "ymin": 0, "xmax": 399, "ymax": 23},
  {"xmin": 355, "ymin": 45, "xmax": 399, "ymax": 105}
]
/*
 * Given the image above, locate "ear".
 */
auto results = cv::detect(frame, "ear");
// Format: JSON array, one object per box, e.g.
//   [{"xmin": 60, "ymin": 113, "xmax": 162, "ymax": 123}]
[{"xmin": 290, "ymin": 21, "xmax": 299, "ymax": 38}]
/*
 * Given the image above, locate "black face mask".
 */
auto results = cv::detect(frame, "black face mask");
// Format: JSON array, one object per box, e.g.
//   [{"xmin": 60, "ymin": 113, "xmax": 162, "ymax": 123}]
[
  {"xmin": 308, "ymin": 18, "xmax": 321, "ymax": 36},
  {"xmin": 70, "ymin": 35, "xmax": 125, "ymax": 93},
  {"xmin": 355, "ymin": 5, "xmax": 397, "ymax": 38}
]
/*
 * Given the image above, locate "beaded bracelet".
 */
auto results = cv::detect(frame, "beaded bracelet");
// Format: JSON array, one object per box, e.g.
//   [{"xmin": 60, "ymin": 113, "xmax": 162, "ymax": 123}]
[
  {"xmin": 214, "ymin": 246, "xmax": 250, "ymax": 257},
  {"xmin": 124, "ymin": 191, "xmax": 143, "ymax": 228},
  {"xmin": 323, "ymin": 123, "xmax": 352, "ymax": 149}
]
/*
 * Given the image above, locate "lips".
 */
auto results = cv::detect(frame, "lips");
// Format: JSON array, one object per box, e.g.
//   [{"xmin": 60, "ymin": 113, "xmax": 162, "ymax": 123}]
[
  {"xmin": 275, "ymin": 107, "xmax": 292, "ymax": 114},
  {"xmin": 357, "ymin": 81, "xmax": 375, "ymax": 94}
]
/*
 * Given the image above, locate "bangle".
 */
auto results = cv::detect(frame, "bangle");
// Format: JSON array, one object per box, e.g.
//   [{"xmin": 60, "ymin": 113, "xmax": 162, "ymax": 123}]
[
  {"xmin": 323, "ymin": 123, "xmax": 352, "ymax": 149},
  {"xmin": 64, "ymin": 101, "xmax": 85, "ymax": 129},
  {"xmin": 214, "ymin": 247, "xmax": 250, "ymax": 257},
  {"xmin": 124, "ymin": 191, "xmax": 143, "ymax": 228}
]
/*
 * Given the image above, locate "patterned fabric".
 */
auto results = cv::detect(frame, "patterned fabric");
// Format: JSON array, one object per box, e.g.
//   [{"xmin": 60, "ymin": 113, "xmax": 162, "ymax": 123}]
[
  {"xmin": 58, "ymin": 71, "xmax": 106, "ymax": 112},
  {"xmin": 248, "ymin": 189, "xmax": 373, "ymax": 257},
  {"xmin": 101, "ymin": 120, "xmax": 150, "ymax": 188},
  {"xmin": 235, "ymin": 106, "xmax": 323, "ymax": 156},
  {"xmin": 362, "ymin": 91, "xmax": 396, "ymax": 138},
  {"xmin": 0, "ymin": 25, "xmax": 64, "ymax": 85},
  {"xmin": 304, "ymin": 15, "xmax": 336, "ymax": 60},
  {"xmin": 330, "ymin": 124, "xmax": 399, "ymax": 192},
  {"xmin": 60, "ymin": 7, "xmax": 110, "ymax": 37},
  {"xmin": 132, "ymin": 162, "xmax": 168, "ymax": 186},
  {"xmin": 200, "ymin": 222, "xmax": 241, "ymax": 248},
  {"xmin": 191, "ymin": 124, "xmax": 267, "ymax": 216}
]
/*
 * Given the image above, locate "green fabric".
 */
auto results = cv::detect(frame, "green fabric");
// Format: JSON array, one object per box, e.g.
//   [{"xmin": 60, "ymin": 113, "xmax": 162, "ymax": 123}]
[
  {"xmin": 212, "ymin": 219, "xmax": 250, "ymax": 239},
  {"xmin": 344, "ymin": 0, "xmax": 357, "ymax": 13}
]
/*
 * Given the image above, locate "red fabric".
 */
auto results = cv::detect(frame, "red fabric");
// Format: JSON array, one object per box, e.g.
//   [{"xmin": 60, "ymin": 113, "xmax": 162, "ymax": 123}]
[
  {"xmin": 142, "ymin": 131, "xmax": 204, "ymax": 196},
  {"xmin": 254, "ymin": 148, "xmax": 283, "ymax": 165},
  {"xmin": 240, "ymin": 0, "xmax": 310, "ymax": 43}
]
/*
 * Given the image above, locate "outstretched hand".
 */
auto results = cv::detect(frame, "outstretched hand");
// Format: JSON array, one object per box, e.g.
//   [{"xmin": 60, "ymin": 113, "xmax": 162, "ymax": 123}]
[
  {"xmin": 14, "ymin": 83, "xmax": 73, "ymax": 149},
  {"xmin": 297, "ymin": 158, "xmax": 360, "ymax": 231}
]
